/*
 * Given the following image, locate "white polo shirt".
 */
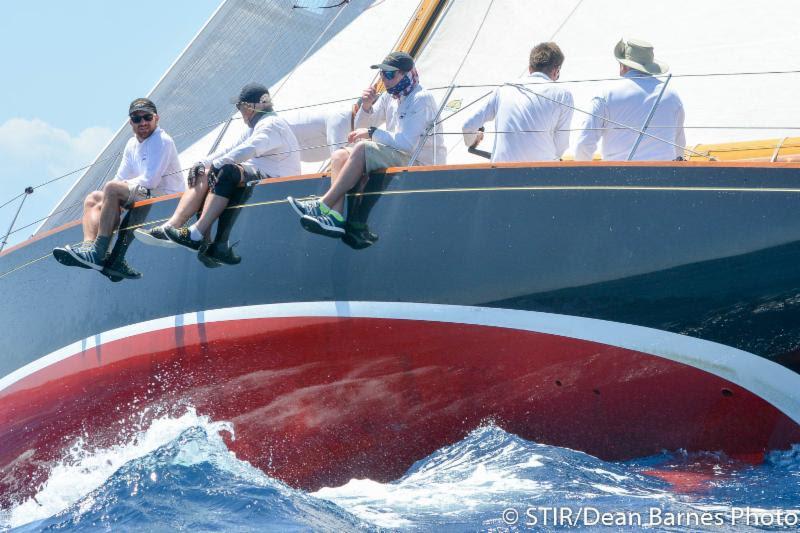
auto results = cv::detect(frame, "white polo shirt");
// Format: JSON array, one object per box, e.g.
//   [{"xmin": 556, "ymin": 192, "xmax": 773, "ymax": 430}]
[
  {"xmin": 355, "ymin": 84, "xmax": 447, "ymax": 166},
  {"xmin": 114, "ymin": 127, "xmax": 184, "ymax": 195},
  {"xmin": 204, "ymin": 112, "xmax": 302, "ymax": 178},
  {"xmin": 574, "ymin": 70, "xmax": 686, "ymax": 161},
  {"xmin": 462, "ymin": 72, "xmax": 574, "ymax": 162}
]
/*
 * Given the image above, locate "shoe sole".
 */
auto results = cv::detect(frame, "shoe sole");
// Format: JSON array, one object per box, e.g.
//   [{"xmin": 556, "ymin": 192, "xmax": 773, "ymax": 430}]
[
  {"xmin": 134, "ymin": 228, "xmax": 179, "ymax": 248},
  {"xmin": 64, "ymin": 246, "xmax": 104, "ymax": 271},
  {"xmin": 300, "ymin": 216, "xmax": 345, "ymax": 238},
  {"xmin": 102, "ymin": 266, "xmax": 142, "ymax": 280},
  {"xmin": 53, "ymin": 248, "xmax": 91, "ymax": 269},
  {"xmin": 287, "ymin": 197, "xmax": 306, "ymax": 217},
  {"xmin": 197, "ymin": 252, "xmax": 223, "ymax": 269}
]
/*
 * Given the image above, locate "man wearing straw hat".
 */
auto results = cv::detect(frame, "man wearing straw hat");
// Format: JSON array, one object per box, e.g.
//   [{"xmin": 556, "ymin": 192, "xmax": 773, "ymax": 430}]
[{"xmin": 574, "ymin": 38, "xmax": 685, "ymax": 161}]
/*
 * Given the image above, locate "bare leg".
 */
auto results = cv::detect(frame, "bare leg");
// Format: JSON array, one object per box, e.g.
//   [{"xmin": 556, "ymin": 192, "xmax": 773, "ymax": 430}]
[
  {"xmin": 321, "ymin": 142, "xmax": 367, "ymax": 213},
  {"xmin": 194, "ymin": 194, "xmax": 231, "ymax": 235},
  {"xmin": 82, "ymin": 191, "xmax": 103, "ymax": 241},
  {"xmin": 199, "ymin": 192, "xmax": 215, "ymax": 239},
  {"xmin": 97, "ymin": 182, "xmax": 129, "ymax": 237},
  {"xmin": 328, "ymin": 148, "xmax": 350, "ymax": 191},
  {"xmin": 165, "ymin": 178, "xmax": 210, "ymax": 228}
]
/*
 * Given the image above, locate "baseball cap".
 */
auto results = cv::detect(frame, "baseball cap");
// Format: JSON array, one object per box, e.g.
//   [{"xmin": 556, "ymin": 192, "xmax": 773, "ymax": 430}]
[
  {"xmin": 129, "ymin": 98, "xmax": 157, "ymax": 115},
  {"xmin": 370, "ymin": 51, "xmax": 414, "ymax": 72},
  {"xmin": 232, "ymin": 83, "xmax": 270, "ymax": 104}
]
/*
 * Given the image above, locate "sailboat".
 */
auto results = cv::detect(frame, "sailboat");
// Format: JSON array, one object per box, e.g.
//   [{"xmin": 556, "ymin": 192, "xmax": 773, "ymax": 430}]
[{"xmin": 2, "ymin": 0, "xmax": 800, "ymax": 511}]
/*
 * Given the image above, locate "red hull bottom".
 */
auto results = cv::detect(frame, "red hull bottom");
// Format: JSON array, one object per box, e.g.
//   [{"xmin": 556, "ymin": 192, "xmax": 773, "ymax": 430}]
[{"xmin": 2, "ymin": 315, "xmax": 799, "ymax": 505}]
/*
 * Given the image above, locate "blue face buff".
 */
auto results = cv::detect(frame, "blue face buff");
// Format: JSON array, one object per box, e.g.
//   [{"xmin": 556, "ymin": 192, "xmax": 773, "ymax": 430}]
[{"xmin": 386, "ymin": 73, "xmax": 412, "ymax": 98}]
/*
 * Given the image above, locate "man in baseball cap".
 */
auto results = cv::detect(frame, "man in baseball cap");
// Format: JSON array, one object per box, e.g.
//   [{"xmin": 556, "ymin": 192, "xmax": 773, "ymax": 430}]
[
  {"xmin": 53, "ymin": 97, "xmax": 183, "ymax": 278},
  {"xmin": 137, "ymin": 83, "xmax": 300, "ymax": 265},
  {"xmin": 287, "ymin": 50, "xmax": 446, "ymax": 238}
]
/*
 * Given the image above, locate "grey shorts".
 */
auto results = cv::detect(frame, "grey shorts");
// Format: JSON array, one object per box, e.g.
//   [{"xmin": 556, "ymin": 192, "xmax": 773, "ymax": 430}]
[{"xmin": 124, "ymin": 182, "xmax": 151, "ymax": 209}]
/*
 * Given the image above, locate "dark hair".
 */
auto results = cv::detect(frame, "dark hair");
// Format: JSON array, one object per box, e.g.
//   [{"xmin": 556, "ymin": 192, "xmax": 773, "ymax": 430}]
[{"xmin": 529, "ymin": 42, "xmax": 564, "ymax": 73}]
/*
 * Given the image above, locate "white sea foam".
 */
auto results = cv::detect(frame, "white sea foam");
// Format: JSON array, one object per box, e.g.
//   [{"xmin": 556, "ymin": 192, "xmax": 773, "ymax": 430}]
[{"xmin": 3, "ymin": 407, "xmax": 232, "ymax": 530}]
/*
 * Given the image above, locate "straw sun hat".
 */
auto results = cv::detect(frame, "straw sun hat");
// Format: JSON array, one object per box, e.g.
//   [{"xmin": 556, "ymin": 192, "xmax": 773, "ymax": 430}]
[{"xmin": 614, "ymin": 38, "xmax": 669, "ymax": 75}]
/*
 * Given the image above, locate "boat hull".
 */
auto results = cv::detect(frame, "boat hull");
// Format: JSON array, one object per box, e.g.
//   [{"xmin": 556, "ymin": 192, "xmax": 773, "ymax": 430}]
[{"xmin": 2, "ymin": 162, "xmax": 800, "ymax": 506}]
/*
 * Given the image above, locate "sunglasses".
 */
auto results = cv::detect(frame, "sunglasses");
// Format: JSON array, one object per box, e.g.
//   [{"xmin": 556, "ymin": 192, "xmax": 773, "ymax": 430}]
[
  {"xmin": 235, "ymin": 102, "xmax": 252, "ymax": 110},
  {"xmin": 381, "ymin": 70, "xmax": 398, "ymax": 80},
  {"xmin": 130, "ymin": 114, "xmax": 154, "ymax": 124}
]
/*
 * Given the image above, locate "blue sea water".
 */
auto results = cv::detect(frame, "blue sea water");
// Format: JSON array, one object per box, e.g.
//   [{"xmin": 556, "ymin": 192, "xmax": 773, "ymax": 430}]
[{"xmin": 2, "ymin": 408, "xmax": 799, "ymax": 532}]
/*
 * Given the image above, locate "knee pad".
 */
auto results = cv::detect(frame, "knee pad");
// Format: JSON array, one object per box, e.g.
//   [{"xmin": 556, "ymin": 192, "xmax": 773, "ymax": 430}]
[{"xmin": 211, "ymin": 164, "xmax": 243, "ymax": 199}]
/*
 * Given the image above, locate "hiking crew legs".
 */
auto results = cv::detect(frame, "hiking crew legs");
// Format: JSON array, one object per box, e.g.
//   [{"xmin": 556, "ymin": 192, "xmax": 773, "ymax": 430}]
[
  {"xmin": 165, "ymin": 175, "xmax": 210, "ymax": 229},
  {"xmin": 323, "ymin": 141, "xmax": 368, "ymax": 214}
]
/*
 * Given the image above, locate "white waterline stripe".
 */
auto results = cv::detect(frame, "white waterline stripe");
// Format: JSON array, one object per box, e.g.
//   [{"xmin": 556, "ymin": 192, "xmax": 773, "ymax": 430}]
[{"xmin": 2, "ymin": 302, "xmax": 799, "ymax": 425}]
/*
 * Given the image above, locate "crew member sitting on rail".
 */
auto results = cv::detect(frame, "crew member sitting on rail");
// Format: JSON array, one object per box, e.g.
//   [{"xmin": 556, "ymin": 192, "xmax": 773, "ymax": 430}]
[
  {"xmin": 574, "ymin": 38, "xmax": 686, "ymax": 161},
  {"xmin": 287, "ymin": 51, "xmax": 446, "ymax": 238},
  {"xmin": 461, "ymin": 42, "xmax": 573, "ymax": 162},
  {"xmin": 137, "ymin": 83, "xmax": 301, "ymax": 259},
  {"xmin": 54, "ymin": 98, "xmax": 183, "ymax": 275}
]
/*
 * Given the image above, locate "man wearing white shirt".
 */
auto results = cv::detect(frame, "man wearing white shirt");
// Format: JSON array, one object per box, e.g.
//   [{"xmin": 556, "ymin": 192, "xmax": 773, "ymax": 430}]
[
  {"xmin": 462, "ymin": 42, "xmax": 573, "ymax": 162},
  {"xmin": 574, "ymin": 38, "xmax": 686, "ymax": 161},
  {"xmin": 56, "ymin": 98, "xmax": 183, "ymax": 274},
  {"xmin": 138, "ymin": 83, "xmax": 301, "ymax": 261},
  {"xmin": 287, "ymin": 51, "xmax": 446, "ymax": 238}
]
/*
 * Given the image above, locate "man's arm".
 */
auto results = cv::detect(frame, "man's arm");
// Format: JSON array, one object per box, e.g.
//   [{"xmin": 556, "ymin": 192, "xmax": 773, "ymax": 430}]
[
  {"xmin": 354, "ymin": 92, "xmax": 387, "ymax": 129},
  {"xmin": 573, "ymin": 96, "xmax": 607, "ymax": 161},
  {"xmin": 554, "ymin": 91, "xmax": 574, "ymax": 158},
  {"xmin": 202, "ymin": 129, "xmax": 250, "ymax": 169},
  {"xmin": 210, "ymin": 120, "xmax": 279, "ymax": 168},
  {"xmin": 673, "ymin": 100, "xmax": 686, "ymax": 160},
  {"xmin": 461, "ymin": 89, "xmax": 497, "ymax": 147}
]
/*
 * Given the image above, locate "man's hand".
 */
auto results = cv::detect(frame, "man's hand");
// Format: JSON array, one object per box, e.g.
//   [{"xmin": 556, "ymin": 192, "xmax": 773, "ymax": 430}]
[
  {"xmin": 470, "ymin": 129, "xmax": 485, "ymax": 148},
  {"xmin": 187, "ymin": 162, "xmax": 207, "ymax": 187},
  {"xmin": 348, "ymin": 128, "xmax": 371, "ymax": 144},
  {"xmin": 207, "ymin": 165, "xmax": 219, "ymax": 191},
  {"xmin": 360, "ymin": 86, "xmax": 378, "ymax": 112}
]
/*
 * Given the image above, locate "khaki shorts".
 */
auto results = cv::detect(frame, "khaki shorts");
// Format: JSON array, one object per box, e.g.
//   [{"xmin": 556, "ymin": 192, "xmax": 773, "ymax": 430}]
[
  {"xmin": 124, "ymin": 182, "xmax": 151, "ymax": 209},
  {"xmin": 353, "ymin": 141, "xmax": 411, "ymax": 174}
]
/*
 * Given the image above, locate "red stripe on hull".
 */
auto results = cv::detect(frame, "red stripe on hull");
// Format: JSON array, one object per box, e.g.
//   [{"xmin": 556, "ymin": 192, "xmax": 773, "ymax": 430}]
[{"xmin": 2, "ymin": 316, "xmax": 799, "ymax": 507}]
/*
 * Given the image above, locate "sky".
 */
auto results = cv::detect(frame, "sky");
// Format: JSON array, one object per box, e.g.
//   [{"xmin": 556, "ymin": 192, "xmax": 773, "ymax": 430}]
[{"xmin": 0, "ymin": 0, "xmax": 221, "ymax": 248}]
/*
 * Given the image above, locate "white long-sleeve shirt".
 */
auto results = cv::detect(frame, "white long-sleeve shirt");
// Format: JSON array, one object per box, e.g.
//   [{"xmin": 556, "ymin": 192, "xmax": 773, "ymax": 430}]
[
  {"xmin": 355, "ymin": 84, "xmax": 447, "ymax": 166},
  {"xmin": 114, "ymin": 127, "xmax": 184, "ymax": 195},
  {"xmin": 574, "ymin": 70, "xmax": 686, "ymax": 161},
  {"xmin": 204, "ymin": 112, "xmax": 301, "ymax": 178},
  {"xmin": 461, "ymin": 72, "xmax": 574, "ymax": 162}
]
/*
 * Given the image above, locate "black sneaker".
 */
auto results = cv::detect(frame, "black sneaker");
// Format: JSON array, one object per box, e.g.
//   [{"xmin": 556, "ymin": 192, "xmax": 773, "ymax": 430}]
[
  {"xmin": 197, "ymin": 242, "xmax": 242, "ymax": 268},
  {"xmin": 103, "ymin": 257, "xmax": 142, "ymax": 280},
  {"xmin": 287, "ymin": 196, "xmax": 321, "ymax": 217},
  {"xmin": 343, "ymin": 223, "xmax": 379, "ymax": 250},
  {"xmin": 64, "ymin": 243, "xmax": 104, "ymax": 270},
  {"xmin": 207, "ymin": 242, "xmax": 242, "ymax": 265},
  {"xmin": 300, "ymin": 213, "xmax": 346, "ymax": 238},
  {"xmin": 135, "ymin": 225, "xmax": 178, "ymax": 248},
  {"xmin": 164, "ymin": 226, "xmax": 207, "ymax": 252}
]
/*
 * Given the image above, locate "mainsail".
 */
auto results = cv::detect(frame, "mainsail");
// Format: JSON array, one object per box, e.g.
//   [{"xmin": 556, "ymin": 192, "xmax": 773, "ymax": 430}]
[{"xmin": 39, "ymin": 0, "xmax": 800, "ymax": 232}]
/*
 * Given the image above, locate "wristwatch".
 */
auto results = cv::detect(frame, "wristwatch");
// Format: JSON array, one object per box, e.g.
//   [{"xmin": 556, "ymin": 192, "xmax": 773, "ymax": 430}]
[{"xmin": 367, "ymin": 126, "xmax": 377, "ymax": 139}]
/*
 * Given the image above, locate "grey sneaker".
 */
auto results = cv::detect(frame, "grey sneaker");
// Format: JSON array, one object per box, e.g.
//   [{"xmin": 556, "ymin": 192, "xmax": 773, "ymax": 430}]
[
  {"xmin": 287, "ymin": 196, "xmax": 322, "ymax": 217},
  {"xmin": 53, "ymin": 241, "xmax": 93, "ymax": 268},
  {"xmin": 300, "ymin": 213, "xmax": 346, "ymax": 238},
  {"xmin": 135, "ymin": 225, "xmax": 179, "ymax": 248},
  {"xmin": 103, "ymin": 257, "xmax": 142, "ymax": 280},
  {"xmin": 65, "ymin": 243, "xmax": 104, "ymax": 270},
  {"xmin": 165, "ymin": 226, "xmax": 207, "ymax": 252}
]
